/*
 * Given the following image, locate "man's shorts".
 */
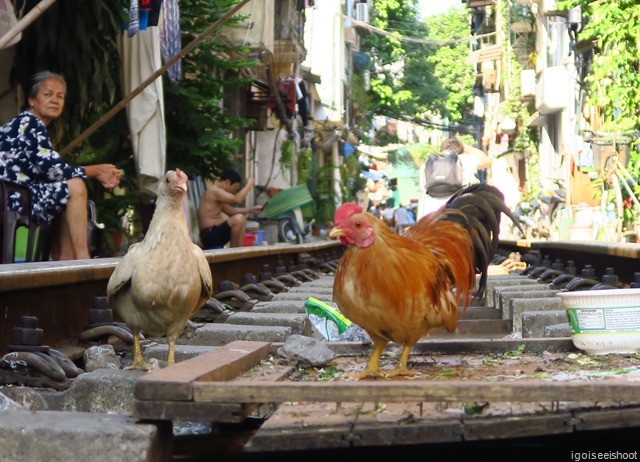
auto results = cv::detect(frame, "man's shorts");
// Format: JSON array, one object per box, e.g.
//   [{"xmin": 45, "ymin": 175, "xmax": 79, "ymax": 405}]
[{"xmin": 200, "ymin": 222, "xmax": 231, "ymax": 249}]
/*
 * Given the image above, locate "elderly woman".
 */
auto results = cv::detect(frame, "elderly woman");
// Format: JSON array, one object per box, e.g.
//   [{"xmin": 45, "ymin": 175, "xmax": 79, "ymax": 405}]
[{"xmin": 0, "ymin": 71, "xmax": 121, "ymax": 260}]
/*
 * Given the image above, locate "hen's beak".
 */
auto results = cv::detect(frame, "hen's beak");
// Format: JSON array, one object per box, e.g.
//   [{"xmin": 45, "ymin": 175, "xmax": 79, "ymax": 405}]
[{"xmin": 328, "ymin": 227, "xmax": 344, "ymax": 239}]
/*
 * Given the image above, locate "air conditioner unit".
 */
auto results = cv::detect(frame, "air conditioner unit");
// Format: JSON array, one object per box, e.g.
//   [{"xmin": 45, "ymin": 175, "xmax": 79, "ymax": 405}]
[
  {"xmin": 521, "ymin": 69, "xmax": 536, "ymax": 97},
  {"xmin": 355, "ymin": 3, "xmax": 369, "ymax": 23}
]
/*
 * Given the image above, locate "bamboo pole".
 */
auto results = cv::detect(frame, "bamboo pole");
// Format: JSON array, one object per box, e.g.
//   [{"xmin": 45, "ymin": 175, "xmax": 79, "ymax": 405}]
[
  {"xmin": 0, "ymin": 0, "xmax": 58, "ymax": 50},
  {"xmin": 60, "ymin": 0, "xmax": 251, "ymax": 155}
]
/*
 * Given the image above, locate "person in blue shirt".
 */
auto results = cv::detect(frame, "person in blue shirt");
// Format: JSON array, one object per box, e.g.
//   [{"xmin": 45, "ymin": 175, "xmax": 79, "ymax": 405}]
[{"xmin": 0, "ymin": 71, "xmax": 121, "ymax": 260}]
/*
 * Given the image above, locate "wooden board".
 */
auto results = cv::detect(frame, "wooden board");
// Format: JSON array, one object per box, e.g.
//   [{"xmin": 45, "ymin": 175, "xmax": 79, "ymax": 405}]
[
  {"xmin": 134, "ymin": 340, "xmax": 270, "ymax": 401},
  {"xmin": 246, "ymin": 406, "xmax": 640, "ymax": 452},
  {"xmin": 133, "ymin": 341, "xmax": 292, "ymax": 422},
  {"xmin": 192, "ymin": 380, "xmax": 640, "ymax": 404}
]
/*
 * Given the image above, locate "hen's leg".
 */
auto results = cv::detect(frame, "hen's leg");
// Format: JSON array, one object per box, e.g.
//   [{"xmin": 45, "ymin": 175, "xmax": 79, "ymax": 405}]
[
  {"xmin": 385, "ymin": 344, "xmax": 419, "ymax": 377},
  {"xmin": 167, "ymin": 340, "xmax": 176, "ymax": 366},
  {"xmin": 358, "ymin": 341, "xmax": 387, "ymax": 379},
  {"xmin": 126, "ymin": 329, "xmax": 151, "ymax": 371}
]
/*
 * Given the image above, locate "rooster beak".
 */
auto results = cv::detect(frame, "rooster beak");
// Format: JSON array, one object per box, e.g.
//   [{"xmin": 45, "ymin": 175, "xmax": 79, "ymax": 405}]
[{"xmin": 328, "ymin": 227, "xmax": 344, "ymax": 239}]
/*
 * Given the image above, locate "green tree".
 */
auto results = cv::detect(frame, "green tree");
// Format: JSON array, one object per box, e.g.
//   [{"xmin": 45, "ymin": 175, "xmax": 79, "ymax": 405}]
[
  {"xmin": 364, "ymin": 0, "xmax": 430, "ymax": 118},
  {"xmin": 423, "ymin": 8, "xmax": 477, "ymax": 123},
  {"xmin": 361, "ymin": 1, "xmax": 476, "ymax": 137}
]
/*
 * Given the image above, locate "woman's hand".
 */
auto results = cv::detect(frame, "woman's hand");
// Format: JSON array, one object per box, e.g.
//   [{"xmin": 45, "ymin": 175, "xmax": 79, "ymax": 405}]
[{"xmin": 86, "ymin": 164, "xmax": 121, "ymax": 190}]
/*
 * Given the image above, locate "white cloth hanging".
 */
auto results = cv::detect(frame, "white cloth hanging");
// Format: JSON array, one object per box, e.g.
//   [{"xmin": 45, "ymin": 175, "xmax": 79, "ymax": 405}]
[{"xmin": 117, "ymin": 27, "xmax": 166, "ymax": 199}]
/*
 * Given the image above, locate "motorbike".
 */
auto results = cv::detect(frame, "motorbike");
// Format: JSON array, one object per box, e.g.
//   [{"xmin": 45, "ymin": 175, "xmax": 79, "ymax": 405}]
[
  {"xmin": 513, "ymin": 184, "xmax": 566, "ymax": 240},
  {"xmin": 260, "ymin": 184, "xmax": 313, "ymax": 244},
  {"xmin": 275, "ymin": 207, "xmax": 313, "ymax": 244}
]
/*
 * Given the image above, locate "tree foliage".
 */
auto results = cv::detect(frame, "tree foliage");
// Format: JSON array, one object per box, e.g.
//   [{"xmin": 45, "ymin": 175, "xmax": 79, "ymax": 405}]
[
  {"xmin": 360, "ymin": 0, "xmax": 476, "ymax": 133},
  {"xmin": 424, "ymin": 9, "xmax": 476, "ymax": 123},
  {"xmin": 558, "ymin": 0, "xmax": 640, "ymax": 131}
]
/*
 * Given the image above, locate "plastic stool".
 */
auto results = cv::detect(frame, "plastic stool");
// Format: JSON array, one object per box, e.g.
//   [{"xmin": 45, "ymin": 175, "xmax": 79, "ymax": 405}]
[{"xmin": 0, "ymin": 179, "xmax": 40, "ymax": 263}]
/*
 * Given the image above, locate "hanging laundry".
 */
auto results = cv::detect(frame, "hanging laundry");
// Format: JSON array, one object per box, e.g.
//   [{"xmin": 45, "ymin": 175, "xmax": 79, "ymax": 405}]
[
  {"xmin": 147, "ymin": 0, "xmax": 162, "ymax": 27},
  {"xmin": 160, "ymin": 0, "xmax": 182, "ymax": 84},
  {"xmin": 127, "ymin": 0, "xmax": 139, "ymax": 37},
  {"xmin": 295, "ymin": 78, "xmax": 310, "ymax": 126},
  {"xmin": 139, "ymin": 0, "xmax": 151, "ymax": 30}
]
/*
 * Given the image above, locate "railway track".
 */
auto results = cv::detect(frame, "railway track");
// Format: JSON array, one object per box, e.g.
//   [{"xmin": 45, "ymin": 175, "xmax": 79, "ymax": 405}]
[{"xmin": 1, "ymin": 238, "xmax": 640, "ymax": 460}]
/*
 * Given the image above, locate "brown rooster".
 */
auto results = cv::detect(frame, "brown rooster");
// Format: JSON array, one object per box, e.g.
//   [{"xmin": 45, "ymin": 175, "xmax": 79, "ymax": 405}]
[
  {"xmin": 329, "ymin": 184, "xmax": 518, "ymax": 379},
  {"xmin": 107, "ymin": 169, "xmax": 213, "ymax": 370}
]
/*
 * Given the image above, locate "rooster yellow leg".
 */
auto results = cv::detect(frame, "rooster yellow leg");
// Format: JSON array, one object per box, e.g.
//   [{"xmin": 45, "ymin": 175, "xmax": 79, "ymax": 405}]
[
  {"xmin": 385, "ymin": 344, "xmax": 420, "ymax": 377},
  {"xmin": 358, "ymin": 342, "xmax": 387, "ymax": 379}
]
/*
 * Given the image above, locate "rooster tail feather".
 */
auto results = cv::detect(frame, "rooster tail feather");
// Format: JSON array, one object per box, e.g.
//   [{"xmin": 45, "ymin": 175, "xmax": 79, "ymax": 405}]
[
  {"xmin": 444, "ymin": 184, "xmax": 516, "ymax": 295},
  {"xmin": 462, "ymin": 185, "xmax": 524, "ymax": 237},
  {"xmin": 465, "ymin": 217, "xmax": 490, "ymax": 300}
]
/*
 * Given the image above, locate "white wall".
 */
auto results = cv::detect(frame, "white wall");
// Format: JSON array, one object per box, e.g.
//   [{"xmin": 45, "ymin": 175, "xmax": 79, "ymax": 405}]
[{"xmin": 302, "ymin": 0, "xmax": 345, "ymax": 123}]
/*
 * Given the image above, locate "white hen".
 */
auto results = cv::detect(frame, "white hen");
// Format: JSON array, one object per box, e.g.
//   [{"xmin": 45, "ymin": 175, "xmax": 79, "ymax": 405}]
[{"xmin": 107, "ymin": 169, "xmax": 213, "ymax": 370}]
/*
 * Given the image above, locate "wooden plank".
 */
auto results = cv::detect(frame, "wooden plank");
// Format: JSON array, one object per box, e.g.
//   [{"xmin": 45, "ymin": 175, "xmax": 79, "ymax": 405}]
[
  {"xmin": 134, "ymin": 340, "xmax": 270, "ymax": 401},
  {"xmin": 249, "ymin": 413, "xmax": 575, "ymax": 452},
  {"xmin": 192, "ymin": 380, "xmax": 640, "ymax": 404},
  {"xmin": 133, "ymin": 401, "xmax": 248, "ymax": 423},
  {"xmin": 248, "ymin": 418, "xmax": 459, "ymax": 452},
  {"xmin": 247, "ymin": 425, "xmax": 355, "ymax": 452},
  {"xmin": 574, "ymin": 407, "xmax": 640, "ymax": 431},
  {"xmin": 248, "ymin": 408, "xmax": 640, "ymax": 453},
  {"xmin": 133, "ymin": 360, "xmax": 292, "ymax": 422},
  {"xmin": 462, "ymin": 413, "xmax": 572, "ymax": 440}
]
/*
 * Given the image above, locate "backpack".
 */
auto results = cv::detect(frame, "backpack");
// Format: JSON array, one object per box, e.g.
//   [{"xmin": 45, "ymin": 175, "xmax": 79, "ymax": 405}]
[{"xmin": 424, "ymin": 149, "xmax": 464, "ymax": 198}]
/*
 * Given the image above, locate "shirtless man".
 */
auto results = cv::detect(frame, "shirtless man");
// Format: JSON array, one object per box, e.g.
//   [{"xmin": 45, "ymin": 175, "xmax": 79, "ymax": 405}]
[{"xmin": 197, "ymin": 169, "xmax": 263, "ymax": 248}]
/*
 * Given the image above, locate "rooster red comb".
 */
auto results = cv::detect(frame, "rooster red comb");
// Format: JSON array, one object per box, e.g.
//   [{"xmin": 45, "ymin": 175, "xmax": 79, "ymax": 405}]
[{"xmin": 334, "ymin": 202, "xmax": 363, "ymax": 225}]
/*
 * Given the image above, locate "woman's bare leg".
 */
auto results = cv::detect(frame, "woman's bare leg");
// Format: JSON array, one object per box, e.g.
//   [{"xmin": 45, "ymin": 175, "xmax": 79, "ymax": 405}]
[{"xmin": 52, "ymin": 178, "xmax": 90, "ymax": 260}]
